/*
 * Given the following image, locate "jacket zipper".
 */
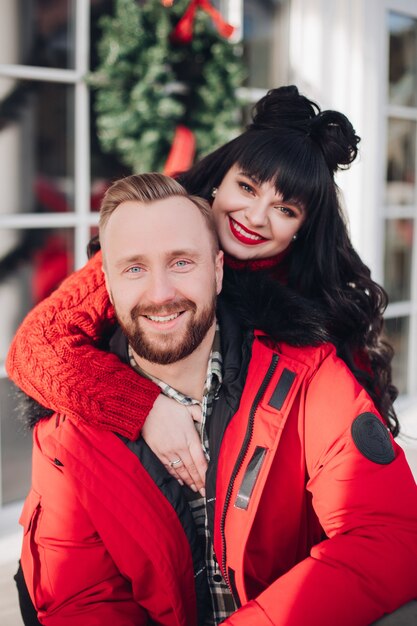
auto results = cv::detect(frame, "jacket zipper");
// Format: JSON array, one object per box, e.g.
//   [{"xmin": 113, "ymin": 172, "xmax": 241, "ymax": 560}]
[{"xmin": 220, "ymin": 353, "xmax": 279, "ymax": 595}]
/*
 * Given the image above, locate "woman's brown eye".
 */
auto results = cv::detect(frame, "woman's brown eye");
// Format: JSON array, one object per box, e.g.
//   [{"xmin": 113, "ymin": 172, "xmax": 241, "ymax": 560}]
[{"xmin": 277, "ymin": 206, "xmax": 295, "ymax": 217}]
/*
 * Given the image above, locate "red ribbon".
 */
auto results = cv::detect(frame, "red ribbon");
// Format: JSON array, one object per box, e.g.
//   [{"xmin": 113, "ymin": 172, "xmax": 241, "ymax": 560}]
[
  {"xmin": 171, "ymin": 0, "xmax": 235, "ymax": 44},
  {"xmin": 163, "ymin": 125, "xmax": 196, "ymax": 176}
]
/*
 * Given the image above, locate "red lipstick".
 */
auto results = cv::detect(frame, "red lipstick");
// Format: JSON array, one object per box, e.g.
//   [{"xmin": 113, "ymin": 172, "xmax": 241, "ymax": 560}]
[{"xmin": 229, "ymin": 217, "xmax": 267, "ymax": 246}]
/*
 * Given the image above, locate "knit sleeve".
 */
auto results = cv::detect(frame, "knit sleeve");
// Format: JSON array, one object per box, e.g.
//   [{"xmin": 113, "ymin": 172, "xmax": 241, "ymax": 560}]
[{"xmin": 6, "ymin": 252, "xmax": 160, "ymax": 440}]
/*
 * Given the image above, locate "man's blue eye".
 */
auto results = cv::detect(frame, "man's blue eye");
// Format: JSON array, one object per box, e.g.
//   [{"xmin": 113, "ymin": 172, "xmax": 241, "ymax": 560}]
[{"xmin": 128, "ymin": 266, "xmax": 142, "ymax": 273}]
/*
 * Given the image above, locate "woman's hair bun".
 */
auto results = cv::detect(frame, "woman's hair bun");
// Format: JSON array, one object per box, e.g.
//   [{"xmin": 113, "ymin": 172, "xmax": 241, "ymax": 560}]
[
  {"xmin": 308, "ymin": 110, "xmax": 360, "ymax": 173},
  {"xmin": 249, "ymin": 84, "xmax": 360, "ymax": 173},
  {"xmin": 250, "ymin": 85, "xmax": 318, "ymax": 130}
]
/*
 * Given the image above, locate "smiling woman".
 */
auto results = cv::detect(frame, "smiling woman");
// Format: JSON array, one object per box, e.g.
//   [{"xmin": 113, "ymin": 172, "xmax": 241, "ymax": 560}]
[
  {"xmin": 211, "ymin": 165, "xmax": 305, "ymax": 260},
  {"xmin": 6, "ymin": 85, "xmax": 398, "ymax": 490}
]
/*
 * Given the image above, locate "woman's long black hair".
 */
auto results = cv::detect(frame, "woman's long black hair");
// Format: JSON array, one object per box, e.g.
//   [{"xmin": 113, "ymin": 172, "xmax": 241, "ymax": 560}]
[
  {"xmin": 87, "ymin": 85, "xmax": 398, "ymax": 433},
  {"xmin": 178, "ymin": 85, "xmax": 399, "ymax": 435}
]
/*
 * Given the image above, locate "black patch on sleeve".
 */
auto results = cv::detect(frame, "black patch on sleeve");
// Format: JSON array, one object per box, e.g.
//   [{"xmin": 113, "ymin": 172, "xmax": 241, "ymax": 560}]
[{"xmin": 351, "ymin": 413, "xmax": 395, "ymax": 464}]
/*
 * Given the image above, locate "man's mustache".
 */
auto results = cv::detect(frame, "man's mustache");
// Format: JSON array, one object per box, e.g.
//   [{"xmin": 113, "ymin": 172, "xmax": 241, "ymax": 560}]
[{"xmin": 130, "ymin": 298, "xmax": 197, "ymax": 321}]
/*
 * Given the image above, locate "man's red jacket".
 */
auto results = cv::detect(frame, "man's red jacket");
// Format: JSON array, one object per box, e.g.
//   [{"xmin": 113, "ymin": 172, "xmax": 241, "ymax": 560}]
[{"xmin": 19, "ymin": 320, "xmax": 417, "ymax": 625}]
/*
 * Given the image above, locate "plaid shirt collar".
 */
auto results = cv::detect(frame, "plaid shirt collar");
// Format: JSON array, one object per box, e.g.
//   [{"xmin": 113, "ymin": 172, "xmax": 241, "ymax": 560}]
[{"xmin": 128, "ymin": 323, "xmax": 222, "ymax": 407}]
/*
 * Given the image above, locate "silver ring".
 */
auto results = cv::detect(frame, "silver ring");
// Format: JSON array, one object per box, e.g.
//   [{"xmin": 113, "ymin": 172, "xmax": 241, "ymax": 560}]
[{"xmin": 169, "ymin": 458, "xmax": 183, "ymax": 468}]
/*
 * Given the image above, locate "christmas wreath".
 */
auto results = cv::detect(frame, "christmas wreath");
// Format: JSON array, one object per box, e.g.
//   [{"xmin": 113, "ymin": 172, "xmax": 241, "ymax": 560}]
[{"xmin": 90, "ymin": 0, "xmax": 246, "ymax": 174}]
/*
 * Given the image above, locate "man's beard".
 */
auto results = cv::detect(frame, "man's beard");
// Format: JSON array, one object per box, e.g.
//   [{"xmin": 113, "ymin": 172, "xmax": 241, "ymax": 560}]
[{"xmin": 116, "ymin": 295, "xmax": 216, "ymax": 365}]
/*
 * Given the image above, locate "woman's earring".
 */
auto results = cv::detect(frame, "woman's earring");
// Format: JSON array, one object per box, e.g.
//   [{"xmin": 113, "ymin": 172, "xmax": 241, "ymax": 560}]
[
  {"xmin": 293, "ymin": 233, "xmax": 298, "ymax": 241},
  {"xmin": 211, "ymin": 187, "xmax": 218, "ymax": 198}
]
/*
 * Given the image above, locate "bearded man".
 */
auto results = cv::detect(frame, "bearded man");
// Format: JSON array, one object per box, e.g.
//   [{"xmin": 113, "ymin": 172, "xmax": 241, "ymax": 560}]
[{"xmin": 17, "ymin": 174, "xmax": 417, "ymax": 626}]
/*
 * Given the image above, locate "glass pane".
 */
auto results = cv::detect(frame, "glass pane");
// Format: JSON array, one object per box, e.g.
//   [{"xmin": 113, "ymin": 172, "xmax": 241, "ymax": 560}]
[
  {"xmin": 383, "ymin": 316, "xmax": 409, "ymax": 395},
  {"xmin": 12, "ymin": 0, "xmax": 76, "ymax": 69},
  {"xmin": 388, "ymin": 12, "xmax": 417, "ymax": 107},
  {"xmin": 384, "ymin": 219, "xmax": 413, "ymax": 302},
  {"xmin": 385, "ymin": 118, "xmax": 416, "ymax": 205},
  {"xmin": 0, "ymin": 377, "xmax": 33, "ymax": 505},
  {"xmin": 243, "ymin": 0, "xmax": 287, "ymax": 89},
  {"xmin": 0, "ymin": 81, "xmax": 75, "ymax": 215},
  {"xmin": 0, "ymin": 228, "xmax": 74, "ymax": 366},
  {"xmin": 0, "ymin": 80, "xmax": 75, "ymax": 215}
]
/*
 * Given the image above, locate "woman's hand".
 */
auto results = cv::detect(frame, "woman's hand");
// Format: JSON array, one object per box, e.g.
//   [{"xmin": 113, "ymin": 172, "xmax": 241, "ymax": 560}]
[{"xmin": 142, "ymin": 394, "xmax": 207, "ymax": 495}]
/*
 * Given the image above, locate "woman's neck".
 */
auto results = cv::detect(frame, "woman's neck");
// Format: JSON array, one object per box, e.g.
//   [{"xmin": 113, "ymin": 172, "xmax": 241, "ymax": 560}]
[{"xmin": 223, "ymin": 248, "xmax": 289, "ymax": 272}]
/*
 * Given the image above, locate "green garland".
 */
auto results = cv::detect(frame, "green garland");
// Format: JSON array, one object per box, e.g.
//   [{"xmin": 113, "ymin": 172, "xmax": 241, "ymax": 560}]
[{"xmin": 89, "ymin": 0, "xmax": 246, "ymax": 173}]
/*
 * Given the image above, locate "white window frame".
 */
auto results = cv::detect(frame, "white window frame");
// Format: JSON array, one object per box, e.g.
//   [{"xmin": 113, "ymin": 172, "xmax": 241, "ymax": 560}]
[
  {"xmin": 0, "ymin": 0, "xmax": 94, "ymax": 275},
  {"xmin": 380, "ymin": 0, "xmax": 417, "ymax": 410}
]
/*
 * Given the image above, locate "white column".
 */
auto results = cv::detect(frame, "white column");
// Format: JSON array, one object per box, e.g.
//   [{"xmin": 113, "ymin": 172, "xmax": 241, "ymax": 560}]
[
  {"xmin": 0, "ymin": 2, "xmax": 20, "ymax": 229},
  {"xmin": 288, "ymin": 0, "xmax": 384, "ymax": 280}
]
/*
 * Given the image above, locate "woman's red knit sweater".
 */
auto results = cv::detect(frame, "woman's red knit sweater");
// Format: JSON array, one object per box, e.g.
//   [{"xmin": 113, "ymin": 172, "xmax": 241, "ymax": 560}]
[{"xmin": 6, "ymin": 251, "xmax": 287, "ymax": 440}]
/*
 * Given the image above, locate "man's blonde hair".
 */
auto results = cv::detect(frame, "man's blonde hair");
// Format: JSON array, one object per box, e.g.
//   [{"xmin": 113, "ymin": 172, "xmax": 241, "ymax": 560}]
[{"xmin": 99, "ymin": 172, "xmax": 219, "ymax": 253}]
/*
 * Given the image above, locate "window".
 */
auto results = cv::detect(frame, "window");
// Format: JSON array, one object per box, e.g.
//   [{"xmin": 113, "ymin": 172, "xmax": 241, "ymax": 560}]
[
  {"xmin": 383, "ymin": 7, "xmax": 417, "ymax": 400},
  {"xmin": 242, "ymin": 0, "xmax": 289, "ymax": 90}
]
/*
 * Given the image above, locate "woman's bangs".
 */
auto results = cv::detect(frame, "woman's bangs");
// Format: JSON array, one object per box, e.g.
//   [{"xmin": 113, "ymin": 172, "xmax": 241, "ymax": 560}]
[{"xmin": 235, "ymin": 133, "xmax": 324, "ymax": 211}]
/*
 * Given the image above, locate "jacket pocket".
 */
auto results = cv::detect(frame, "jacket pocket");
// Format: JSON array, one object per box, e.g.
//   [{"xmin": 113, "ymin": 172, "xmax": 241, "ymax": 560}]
[
  {"xmin": 235, "ymin": 446, "xmax": 267, "ymax": 510},
  {"xmin": 19, "ymin": 488, "xmax": 41, "ymax": 535},
  {"xmin": 19, "ymin": 489, "xmax": 50, "ymax": 612}
]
